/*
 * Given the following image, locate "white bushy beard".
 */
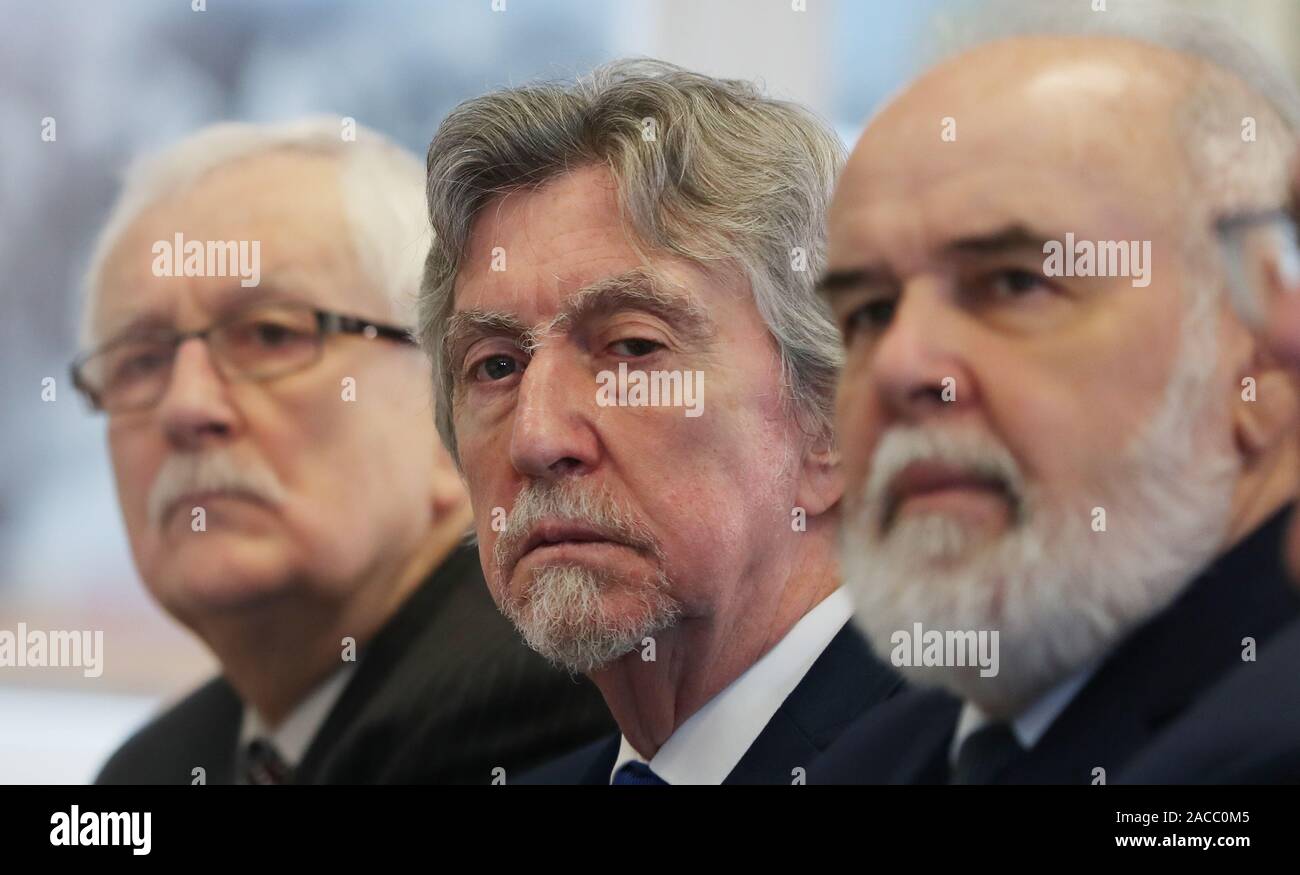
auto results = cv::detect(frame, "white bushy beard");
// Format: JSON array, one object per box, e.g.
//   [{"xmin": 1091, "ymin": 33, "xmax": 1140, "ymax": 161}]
[
  {"xmin": 494, "ymin": 480, "xmax": 681, "ymax": 675},
  {"xmin": 842, "ymin": 297, "xmax": 1239, "ymax": 718}
]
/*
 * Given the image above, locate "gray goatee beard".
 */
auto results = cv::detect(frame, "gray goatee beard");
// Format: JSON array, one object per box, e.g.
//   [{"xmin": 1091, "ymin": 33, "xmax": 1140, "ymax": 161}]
[
  {"xmin": 504, "ymin": 562, "xmax": 680, "ymax": 674},
  {"xmin": 494, "ymin": 480, "xmax": 681, "ymax": 674}
]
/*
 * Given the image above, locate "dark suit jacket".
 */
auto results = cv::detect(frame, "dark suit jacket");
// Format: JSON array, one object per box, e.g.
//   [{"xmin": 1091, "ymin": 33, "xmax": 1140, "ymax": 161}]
[
  {"xmin": 1119, "ymin": 615, "xmax": 1300, "ymax": 783},
  {"xmin": 518, "ymin": 623, "xmax": 903, "ymax": 784},
  {"xmin": 95, "ymin": 544, "xmax": 615, "ymax": 784},
  {"xmin": 810, "ymin": 506, "xmax": 1300, "ymax": 784}
]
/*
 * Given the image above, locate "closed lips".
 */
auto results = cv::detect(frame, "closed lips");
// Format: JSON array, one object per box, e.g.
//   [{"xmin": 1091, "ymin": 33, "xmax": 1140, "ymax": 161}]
[
  {"xmin": 516, "ymin": 522, "xmax": 628, "ymax": 564},
  {"xmin": 163, "ymin": 489, "xmax": 265, "ymax": 523},
  {"xmin": 887, "ymin": 462, "xmax": 1011, "ymax": 519}
]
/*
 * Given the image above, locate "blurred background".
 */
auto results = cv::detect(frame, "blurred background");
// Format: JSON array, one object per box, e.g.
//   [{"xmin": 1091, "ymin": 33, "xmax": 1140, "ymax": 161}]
[{"xmin": 2, "ymin": 0, "xmax": 1298, "ymax": 783}]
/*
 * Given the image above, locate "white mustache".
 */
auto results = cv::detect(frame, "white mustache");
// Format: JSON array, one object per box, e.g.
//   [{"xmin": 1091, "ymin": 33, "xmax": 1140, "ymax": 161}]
[
  {"xmin": 862, "ymin": 425, "xmax": 1026, "ymax": 528},
  {"xmin": 146, "ymin": 450, "xmax": 287, "ymax": 527},
  {"xmin": 492, "ymin": 480, "xmax": 662, "ymax": 579}
]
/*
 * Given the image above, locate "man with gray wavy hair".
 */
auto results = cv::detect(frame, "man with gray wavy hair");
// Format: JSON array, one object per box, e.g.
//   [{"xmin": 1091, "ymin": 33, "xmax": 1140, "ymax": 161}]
[
  {"xmin": 418, "ymin": 60, "xmax": 901, "ymax": 785},
  {"xmin": 76, "ymin": 117, "xmax": 612, "ymax": 784}
]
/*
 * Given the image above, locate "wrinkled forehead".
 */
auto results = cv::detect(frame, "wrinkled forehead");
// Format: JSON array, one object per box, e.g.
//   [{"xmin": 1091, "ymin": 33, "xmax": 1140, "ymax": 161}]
[
  {"xmin": 89, "ymin": 155, "xmax": 382, "ymax": 344},
  {"xmin": 450, "ymin": 261, "xmax": 725, "ymax": 362},
  {"xmin": 828, "ymin": 159, "xmax": 1171, "ymax": 274},
  {"xmin": 830, "ymin": 49, "xmax": 1197, "ymax": 266},
  {"xmin": 452, "ymin": 175, "xmax": 742, "ymax": 329}
]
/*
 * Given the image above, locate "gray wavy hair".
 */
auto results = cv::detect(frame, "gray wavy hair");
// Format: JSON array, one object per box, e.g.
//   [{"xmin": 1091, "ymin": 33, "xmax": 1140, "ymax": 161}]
[{"xmin": 418, "ymin": 59, "xmax": 846, "ymax": 464}]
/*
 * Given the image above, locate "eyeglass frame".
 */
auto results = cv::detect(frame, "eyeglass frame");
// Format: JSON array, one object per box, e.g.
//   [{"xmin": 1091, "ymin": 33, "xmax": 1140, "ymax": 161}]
[
  {"xmin": 70, "ymin": 300, "xmax": 416, "ymax": 413},
  {"xmin": 1214, "ymin": 204, "xmax": 1300, "ymax": 329}
]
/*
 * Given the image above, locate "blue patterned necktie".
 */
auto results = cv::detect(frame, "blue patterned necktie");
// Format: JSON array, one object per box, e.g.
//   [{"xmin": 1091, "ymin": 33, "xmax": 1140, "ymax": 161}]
[{"xmin": 613, "ymin": 761, "xmax": 669, "ymax": 785}]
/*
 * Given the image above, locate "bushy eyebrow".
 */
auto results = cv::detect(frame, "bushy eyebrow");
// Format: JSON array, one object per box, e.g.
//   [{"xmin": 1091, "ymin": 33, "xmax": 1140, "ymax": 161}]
[
  {"xmin": 93, "ymin": 280, "xmax": 314, "ymax": 351},
  {"xmin": 444, "ymin": 268, "xmax": 717, "ymax": 377},
  {"xmin": 945, "ymin": 225, "xmax": 1055, "ymax": 257},
  {"xmin": 553, "ymin": 269, "xmax": 715, "ymax": 346},
  {"xmin": 96, "ymin": 311, "xmax": 175, "ymax": 347},
  {"xmin": 815, "ymin": 268, "xmax": 894, "ymax": 299},
  {"xmin": 817, "ymin": 224, "xmax": 1062, "ymax": 299},
  {"xmin": 443, "ymin": 310, "xmax": 532, "ymax": 377}
]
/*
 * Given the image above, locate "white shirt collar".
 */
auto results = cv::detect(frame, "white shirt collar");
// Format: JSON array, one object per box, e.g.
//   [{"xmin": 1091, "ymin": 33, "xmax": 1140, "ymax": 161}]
[
  {"xmin": 610, "ymin": 587, "xmax": 853, "ymax": 785},
  {"xmin": 238, "ymin": 663, "xmax": 356, "ymax": 768},
  {"xmin": 949, "ymin": 661, "xmax": 1099, "ymax": 765}
]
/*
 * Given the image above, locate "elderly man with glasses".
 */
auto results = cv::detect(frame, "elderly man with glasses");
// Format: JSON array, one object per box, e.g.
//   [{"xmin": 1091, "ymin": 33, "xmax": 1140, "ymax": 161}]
[{"xmin": 76, "ymin": 117, "xmax": 613, "ymax": 785}]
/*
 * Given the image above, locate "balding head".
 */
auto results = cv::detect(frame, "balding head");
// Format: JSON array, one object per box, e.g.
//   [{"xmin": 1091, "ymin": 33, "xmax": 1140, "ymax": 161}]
[
  {"xmin": 828, "ymin": 28, "xmax": 1300, "ymax": 717},
  {"xmin": 836, "ymin": 35, "xmax": 1292, "ymax": 275}
]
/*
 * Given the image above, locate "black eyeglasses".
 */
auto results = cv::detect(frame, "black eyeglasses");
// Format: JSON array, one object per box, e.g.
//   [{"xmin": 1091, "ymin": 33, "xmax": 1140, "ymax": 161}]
[{"xmin": 70, "ymin": 301, "xmax": 415, "ymax": 413}]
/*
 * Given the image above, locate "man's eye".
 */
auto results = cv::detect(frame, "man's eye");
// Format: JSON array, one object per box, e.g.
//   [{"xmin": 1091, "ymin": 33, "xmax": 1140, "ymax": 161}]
[
  {"xmin": 843, "ymin": 298, "xmax": 897, "ymax": 336},
  {"xmin": 989, "ymin": 269, "xmax": 1050, "ymax": 298},
  {"xmin": 473, "ymin": 354, "xmax": 523, "ymax": 383},
  {"xmin": 609, "ymin": 338, "xmax": 663, "ymax": 357},
  {"xmin": 230, "ymin": 319, "xmax": 312, "ymax": 349},
  {"xmin": 252, "ymin": 322, "xmax": 300, "ymax": 346},
  {"xmin": 113, "ymin": 348, "xmax": 169, "ymax": 381}
]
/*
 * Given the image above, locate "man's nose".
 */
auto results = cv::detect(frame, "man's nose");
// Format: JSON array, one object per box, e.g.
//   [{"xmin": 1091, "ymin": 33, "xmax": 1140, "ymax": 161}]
[
  {"xmin": 869, "ymin": 280, "xmax": 979, "ymax": 423},
  {"xmin": 155, "ymin": 338, "xmax": 239, "ymax": 450},
  {"xmin": 509, "ymin": 348, "xmax": 601, "ymax": 480}
]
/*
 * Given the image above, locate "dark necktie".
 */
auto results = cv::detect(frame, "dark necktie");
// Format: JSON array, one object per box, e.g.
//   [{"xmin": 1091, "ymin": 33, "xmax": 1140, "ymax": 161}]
[
  {"xmin": 243, "ymin": 738, "xmax": 293, "ymax": 785},
  {"xmin": 612, "ymin": 761, "xmax": 669, "ymax": 785},
  {"xmin": 951, "ymin": 723, "xmax": 1025, "ymax": 785}
]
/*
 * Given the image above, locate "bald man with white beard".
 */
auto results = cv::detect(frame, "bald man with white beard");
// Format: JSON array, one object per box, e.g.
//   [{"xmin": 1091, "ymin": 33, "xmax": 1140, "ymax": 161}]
[{"xmin": 811, "ymin": 8, "xmax": 1300, "ymax": 784}]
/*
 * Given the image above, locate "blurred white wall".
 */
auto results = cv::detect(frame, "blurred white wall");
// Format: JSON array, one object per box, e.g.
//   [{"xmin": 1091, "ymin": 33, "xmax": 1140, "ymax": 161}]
[{"xmin": 0, "ymin": 688, "xmax": 161, "ymax": 784}]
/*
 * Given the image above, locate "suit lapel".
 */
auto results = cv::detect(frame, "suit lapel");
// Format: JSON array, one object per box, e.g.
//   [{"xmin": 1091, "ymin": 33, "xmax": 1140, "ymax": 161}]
[
  {"xmin": 192, "ymin": 678, "xmax": 243, "ymax": 784},
  {"xmin": 581, "ymin": 735, "xmax": 623, "ymax": 784},
  {"xmin": 724, "ymin": 623, "xmax": 903, "ymax": 784},
  {"xmin": 295, "ymin": 544, "xmax": 479, "ymax": 782},
  {"xmin": 1001, "ymin": 505, "xmax": 1300, "ymax": 783},
  {"xmin": 883, "ymin": 691, "xmax": 961, "ymax": 783}
]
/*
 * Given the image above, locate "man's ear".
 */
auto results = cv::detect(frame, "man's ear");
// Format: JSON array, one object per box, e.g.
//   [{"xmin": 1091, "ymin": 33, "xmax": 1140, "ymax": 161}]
[
  {"xmin": 429, "ymin": 447, "xmax": 470, "ymax": 520},
  {"xmin": 1234, "ymin": 345, "xmax": 1300, "ymax": 460},
  {"xmin": 797, "ymin": 431, "xmax": 844, "ymax": 518}
]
